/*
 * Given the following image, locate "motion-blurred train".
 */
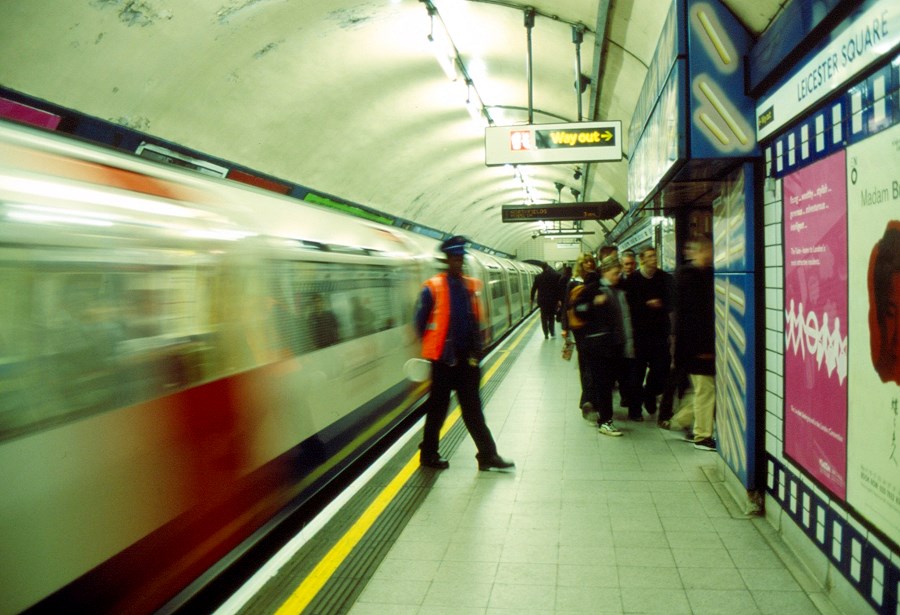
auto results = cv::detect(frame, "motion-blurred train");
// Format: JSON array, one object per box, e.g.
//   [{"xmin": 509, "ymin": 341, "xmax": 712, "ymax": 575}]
[{"xmin": 0, "ymin": 120, "xmax": 539, "ymax": 614}]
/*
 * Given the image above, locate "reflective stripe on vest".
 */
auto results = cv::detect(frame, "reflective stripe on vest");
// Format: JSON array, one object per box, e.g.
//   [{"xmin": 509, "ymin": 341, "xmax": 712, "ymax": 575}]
[{"xmin": 421, "ymin": 273, "xmax": 483, "ymax": 361}]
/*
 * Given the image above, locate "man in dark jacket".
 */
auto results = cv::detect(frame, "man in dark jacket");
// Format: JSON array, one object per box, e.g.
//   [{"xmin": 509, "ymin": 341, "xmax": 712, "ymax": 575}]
[
  {"xmin": 671, "ymin": 236, "xmax": 716, "ymax": 451},
  {"xmin": 571, "ymin": 255, "xmax": 640, "ymax": 436},
  {"xmin": 625, "ymin": 246, "xmax": 674, "ymax": 420},
  {"xmin": 531, "ymin": 262, "xmax": 561, "ymax": 338}
]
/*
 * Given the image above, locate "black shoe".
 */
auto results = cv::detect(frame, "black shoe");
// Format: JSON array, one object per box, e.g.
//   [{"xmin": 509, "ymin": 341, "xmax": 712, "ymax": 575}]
[
  {"xmin": 683, "ymin": 431, "xmax": 695, "ymax": 442},
  {"xmin": 693, "ymin": 438, "xmax": 716, "ymax": 451},
  {"xmin": 629, "ymin": 415, "xmax": 644, "ymax": 422},
  {"xmin": 477, "ymin": 454, "xmax": 515, "ymax": 472},
  {"xmin": 420, "ymin": 456, "xmax": 450, "ymax": 470}
]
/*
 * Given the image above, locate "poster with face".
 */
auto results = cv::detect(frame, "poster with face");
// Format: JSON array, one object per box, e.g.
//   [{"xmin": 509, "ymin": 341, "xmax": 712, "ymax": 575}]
[
  {"xmin": 846, "ymin": 123, "xmax": 900, "ymax": 547},
  {"xmin": 783, "ymin": 151, "xmax": 848, "ymax": 499}
]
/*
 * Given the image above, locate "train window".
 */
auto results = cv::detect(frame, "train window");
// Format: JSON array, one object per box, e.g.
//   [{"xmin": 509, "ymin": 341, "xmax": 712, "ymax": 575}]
[
  {"xmin": 265, "ymin": 261, "xmax": 408, "ymax": 356},
  {"xmin": 489, "ymin": 270, "xmax": 504, "ymax": 301},
  {"xmin": 0, "ymin": 248, "xmax": 224, "ymax": 442}
]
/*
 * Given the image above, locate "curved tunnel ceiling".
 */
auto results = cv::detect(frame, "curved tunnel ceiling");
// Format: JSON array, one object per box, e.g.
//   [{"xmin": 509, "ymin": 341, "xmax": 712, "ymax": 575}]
[{"xmin": 0, "ymin": 0, "xmax": 785, "ymax": 255}]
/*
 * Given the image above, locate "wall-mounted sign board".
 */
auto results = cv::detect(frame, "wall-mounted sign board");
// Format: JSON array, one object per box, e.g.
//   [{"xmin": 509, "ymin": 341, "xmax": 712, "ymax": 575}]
[{"xmin": 486, "ymin": 121, "xmax": 622, "ymax": 165}]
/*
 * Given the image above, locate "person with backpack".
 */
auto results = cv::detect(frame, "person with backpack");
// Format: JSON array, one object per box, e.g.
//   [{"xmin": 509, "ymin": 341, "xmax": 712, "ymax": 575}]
[
  {"xmin": 570, "ymin": 254, "xmax": 640, "ymax": 436},
  {"xmin": 561, "ymin": 252, "xmax": 597, "ymax": 420}
]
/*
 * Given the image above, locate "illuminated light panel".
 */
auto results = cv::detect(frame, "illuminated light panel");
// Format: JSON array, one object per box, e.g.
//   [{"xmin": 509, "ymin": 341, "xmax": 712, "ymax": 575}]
[
  {"xmin": 699, "ymin": 111, "xmax": 730, "ymax": 145},
  {"xmin": 699, "ymin": 81, "xmax": 749, "ymax": 145},
  {"xmin": 697, "ymin": 9, "xmax": 731, "ymax": 66}
]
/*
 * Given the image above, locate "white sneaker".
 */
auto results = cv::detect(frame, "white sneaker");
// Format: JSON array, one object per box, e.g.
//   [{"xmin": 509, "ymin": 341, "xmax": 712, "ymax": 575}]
[{"xmin": 599, "ymin": 421, "xmax": 623, "ymax": 437}]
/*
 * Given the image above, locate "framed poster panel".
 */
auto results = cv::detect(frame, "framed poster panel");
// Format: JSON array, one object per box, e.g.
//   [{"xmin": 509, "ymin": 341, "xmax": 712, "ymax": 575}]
[
  {"xmin": 846, "ymin": 123, "xmax": 900, "ymax": 547},
  {"xmin": 783, "ymin": 150, "xmax": 848, "ymax": 500}
]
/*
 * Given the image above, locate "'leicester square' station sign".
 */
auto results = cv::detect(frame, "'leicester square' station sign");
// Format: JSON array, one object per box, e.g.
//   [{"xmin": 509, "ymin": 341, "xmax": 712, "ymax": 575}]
[{"xmin": 485, "ymin": 121, "xmax": 623, "ymax": 165}]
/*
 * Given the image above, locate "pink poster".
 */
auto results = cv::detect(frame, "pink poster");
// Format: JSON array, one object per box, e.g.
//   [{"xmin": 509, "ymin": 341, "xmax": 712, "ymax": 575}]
[{"xmin": 783, "ymin": 150, "xmax": 848, "ymax": 499}]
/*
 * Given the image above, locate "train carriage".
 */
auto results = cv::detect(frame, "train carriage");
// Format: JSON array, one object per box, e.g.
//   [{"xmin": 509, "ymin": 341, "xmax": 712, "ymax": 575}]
[{"xmin": 0, "ymin": 121, "xmax": 537, "ymax": 614}]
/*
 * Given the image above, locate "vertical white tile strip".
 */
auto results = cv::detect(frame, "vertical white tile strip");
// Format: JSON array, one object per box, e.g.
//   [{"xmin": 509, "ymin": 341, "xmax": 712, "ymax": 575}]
[
  {"xmin": 816, "ymin": 114, "xmax": 825, "ymax": 152},
  {"xmin": 801, "ymin": 124, "xmax": 809, "ymax": 159},
  {"xmin": 873, "ymin": 75, "xmax": 886, "ymax": 124},
  {"xmin": 851, "ymin": 90, "xmax": 863, "ymax": 134},
  {"xmin": 832, "ymin": 103, "xmax": 843, "ymax": 143}
]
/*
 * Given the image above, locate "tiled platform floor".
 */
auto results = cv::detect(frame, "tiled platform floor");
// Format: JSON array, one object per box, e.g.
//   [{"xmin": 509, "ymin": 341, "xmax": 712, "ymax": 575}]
[{"xmin": 346, "ymin": 321, "xmax": 845, "ymax": 615}]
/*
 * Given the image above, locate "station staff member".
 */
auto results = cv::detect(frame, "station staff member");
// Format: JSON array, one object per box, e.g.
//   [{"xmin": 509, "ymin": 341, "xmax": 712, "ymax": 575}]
[{"xmin": 414, "ymin": 235, "xmax": 515, "ymax": 472}]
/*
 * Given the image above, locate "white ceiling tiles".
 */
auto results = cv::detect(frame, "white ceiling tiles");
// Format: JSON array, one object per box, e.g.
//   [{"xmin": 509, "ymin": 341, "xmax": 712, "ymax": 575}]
[{"xmin": 0, "ymin": 0, "xmax": 786, "ymax": 255}]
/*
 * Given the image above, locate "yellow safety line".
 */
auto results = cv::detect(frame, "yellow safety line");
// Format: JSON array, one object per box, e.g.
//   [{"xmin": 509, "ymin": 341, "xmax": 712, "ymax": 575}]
[{"xmin": 275, "ymin": 315, "xmax": 538, "ymax": 614}]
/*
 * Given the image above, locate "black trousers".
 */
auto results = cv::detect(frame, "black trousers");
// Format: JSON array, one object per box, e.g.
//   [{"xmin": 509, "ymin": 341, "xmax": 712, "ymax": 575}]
[
  {"xmin": 574, "ymin": 334, "xmax": 592, "ymax": 409},
  {"xmin": 580, "ymin": 338, "xmax": 638, "ymax": 424},
  {"xmin": 538, "ymin": 303, "xmax": 556, "ymax": 337},
  {"xmin": 632, "ymin": 339, "xmax": 671, "ymax": 413},
  {"xmin": 420, "ymin": 360, "xmax": 497, "ymax": 460}
]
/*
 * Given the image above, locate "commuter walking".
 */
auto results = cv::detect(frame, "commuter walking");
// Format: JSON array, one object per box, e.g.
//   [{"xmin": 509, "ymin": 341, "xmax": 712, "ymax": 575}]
[
  {"xmin": 414, "ymin": 235, "xmax": 515, "ymax": 471},
  {"xmin": 620, "ymin": 249, "xmax": 637, "ymax": 279},
  {"xmin": 625, "ymin": 246, "xmax": 674, "ymax": 420},
  {"xmin": 669, "ymin": 236, "xmax": 717, "ymax": 450},
  {"xmin": 531, "ymin": 262, "xmax": 561, "ymax": 339},
  {"xmin": 561, "ymin": 252, "xmax": 598, "ymax": 420},
  {"xmin": 570, "ymin": 255, "xmax": 639, "ymax": 436}
]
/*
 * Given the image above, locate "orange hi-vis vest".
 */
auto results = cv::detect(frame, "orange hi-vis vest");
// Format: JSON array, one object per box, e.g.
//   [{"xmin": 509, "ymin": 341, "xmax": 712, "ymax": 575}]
[{"xmin": 421, "ymin": 273, "xmax": 484, "ymax": 361}]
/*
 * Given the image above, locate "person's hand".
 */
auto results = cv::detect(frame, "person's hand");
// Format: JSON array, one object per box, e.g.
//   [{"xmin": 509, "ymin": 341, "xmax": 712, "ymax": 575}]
[
  {"xmin": 646, "ymin": 298, "xmax": 662, "ymax": 308},
  {"xmin": 593, "ymin": 294, "xmax": 607, "ymax": 305}
]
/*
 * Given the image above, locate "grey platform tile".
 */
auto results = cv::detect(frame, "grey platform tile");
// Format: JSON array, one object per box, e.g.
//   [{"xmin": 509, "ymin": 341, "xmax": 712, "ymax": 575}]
[
  {"xmin": 751, "ymin": 590, "xmax": 830, "ymax": 615},
  {"xmin": 671, "ymin": 545, "xmax": 735, "ymax": 568},
  {"xmin": 611, "ymin": 530, "xmax": 668, "ymax": 548},
  {"xmin": 347, "ymin": 602, "xmax": 419, "ymax": 615},
  {"xmin": 509, "ymin": 511, "xmax": 562, "ymax": 531},
  {"xmin": 610, "ymin": 515, "xmax": 664, "ymax": 533},
  {"xmin": 727, "ymin": 547, "xmax": 789, "ymax": 569},
  {"xmin": 559, "ymin": 525, "xmax": 614, "ymax": 548},
  {"xmin": 738, "ymin": 566, "xmax": 802, "ymax": 591},
  {"xmin": 372, "ymin": 557, "xmax": 442, "ymax": 581},
  {"xmin": 617, "ymin": 565, "xmax": 684, "ymax": 589},
  {"xmin": 655, "ymin": 501, "xmax": 708, "ymax": 518},
  {"xmin": 558, "ymin": 544, "xmax": 615, "ymax": 566},
  {"xmin": 423, "ymin": 580, "xmax": 493, "ymax": 608},
  {"xmin": 613, "ymin": 546, "xmax": 676, "ymax": 567},
  {"xmin": 451, "ymin": 524, "xmax": 508, "ymax": 545},
  {"xmin": 487, "ymin": 582, "xmax": 557, "ymax": 611},
  {"xmin": 686, "ymin": 588, "xmax": 762, "ymax": 615},
  {"xmin": 434, "ymin": 559, "xmax": 498, "ymax": 584},
  {"xmin": 557, "ymin": 563, "xmax": 620, "ymax": 588},
  {"xmin": 678, "ymin": 566, "xmax": 747, "ymax": 590},
  {"xmin": 399, "ymin": 522, "xmax": 458, "ymax": 543},
  {"xmin": 443, "ymin": 540, "xmax": 504, "ymax": 562},
  {"xmin": 661, "ymin": 515, "xmax": 719, "ymax": 533},
  {"xmin": 493, "ymin": 561, "xmax": 558, "ymax": 586},
  {"xmin": 665, "ymin": 530, "xmax": 724, "ymax": 549},
  {"xmin": 620, "ymin": 587, "xmax": 691, "ymax": 613},
  {"xmin": 604, "ymin": 488, "xmax": 655, "ymax": 501},
  {"xmin": 385, "ymin": 539, "xmax": 450, "ymax": 561},
  {"xmin": 555, "ymin": 585, "xmax": 624, "ymax": 613},
  {"xmin": 355, "ymin": 578, "xmax": 430, "ymax": 606},
  {"xmin": 502, "ymin": 527, "xmax": 560, "ymax": 548},
  {"xmin": 499, "ymin": 541, "xmax": 559, "ymax": 564},
  {"xmin": 418, "ymin": 607, "xmax": 486, "ymax": 615},
  {"xmin": 457, "ymin": 508, "xmax": 512, "ymax": 529}
]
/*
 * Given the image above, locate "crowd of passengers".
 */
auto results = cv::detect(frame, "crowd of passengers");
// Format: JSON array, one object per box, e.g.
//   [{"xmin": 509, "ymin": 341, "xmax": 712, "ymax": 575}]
[{"xmin": 530, "ymin": 238, "xmax": 717, "ymax": 451}]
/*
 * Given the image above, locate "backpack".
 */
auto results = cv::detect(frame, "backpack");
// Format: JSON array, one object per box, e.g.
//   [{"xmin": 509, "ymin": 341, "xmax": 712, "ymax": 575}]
[{"xmin": 566, "ymin": 283, "xmax": 587, "ymax": 330}]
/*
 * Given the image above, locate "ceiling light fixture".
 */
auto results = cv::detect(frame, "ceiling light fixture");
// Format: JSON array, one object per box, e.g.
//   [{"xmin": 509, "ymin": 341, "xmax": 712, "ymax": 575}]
[
  {"xmin": 420, "ymin": 0, "xmax": 493, "ymax": 127},
  {"xmin": 426, "ymin": 6, "xmax": 458, "ymax": 82},
  {"xmin": 465, "ymin": 80, "xmax": 485, "ymax": 125}
]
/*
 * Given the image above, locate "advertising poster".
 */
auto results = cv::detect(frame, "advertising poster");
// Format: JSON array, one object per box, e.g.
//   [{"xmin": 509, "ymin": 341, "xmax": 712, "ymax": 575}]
[
  {"xmin": 783, "ymin": 151, "xmax": 848, "ymax": 499},
  {"xmin": 846, "ymin": 124, "xmax": 900, "ymax": 547}
]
